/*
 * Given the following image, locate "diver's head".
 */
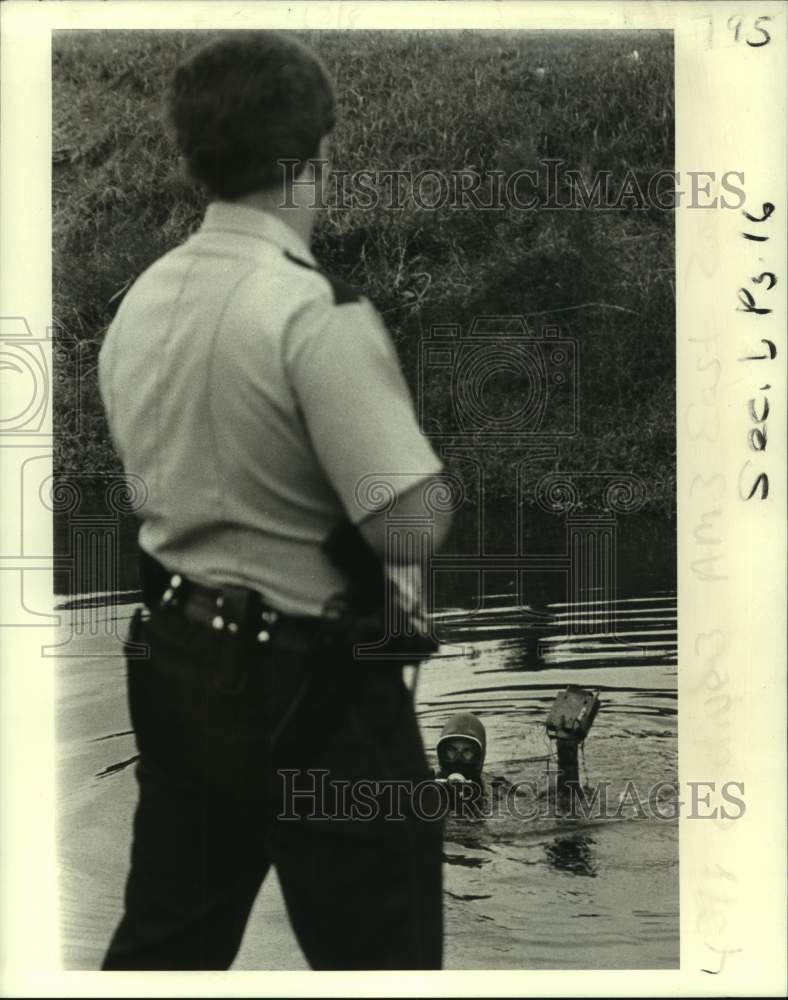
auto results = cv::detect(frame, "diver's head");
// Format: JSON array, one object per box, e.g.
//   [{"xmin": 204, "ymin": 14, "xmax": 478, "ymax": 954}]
[{"xmin": 436, "ymin": 712, "xmax": 486, "ymax": 784}]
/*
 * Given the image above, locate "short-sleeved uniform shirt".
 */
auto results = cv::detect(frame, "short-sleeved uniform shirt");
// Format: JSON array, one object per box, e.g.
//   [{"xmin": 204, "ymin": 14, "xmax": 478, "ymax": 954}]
[{"xmin": 98, "ymin": 201, "xmax": 442, "ymax": 616}]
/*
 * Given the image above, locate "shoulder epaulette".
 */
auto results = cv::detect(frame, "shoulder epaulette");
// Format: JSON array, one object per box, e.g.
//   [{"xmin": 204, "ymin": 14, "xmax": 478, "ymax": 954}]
[{"xmin": 284, "ymin": 250, "xmax": 360, "ymax": 306}]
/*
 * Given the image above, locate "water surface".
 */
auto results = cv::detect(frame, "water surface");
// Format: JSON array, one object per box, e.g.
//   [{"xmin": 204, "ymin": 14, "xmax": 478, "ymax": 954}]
[
  {"xmin": 56, "ymin": 588, "xmax": 677, "ymax": 969},
  {"xmin": 420, "ymin": 590, "xmax": 678, "ymax": 969}
]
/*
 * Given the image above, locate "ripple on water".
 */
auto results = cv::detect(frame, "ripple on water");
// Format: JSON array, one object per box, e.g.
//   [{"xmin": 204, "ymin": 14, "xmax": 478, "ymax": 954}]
[{"xmin": 419, "ymin": 592, "xmax": 678, "ymax": 969}]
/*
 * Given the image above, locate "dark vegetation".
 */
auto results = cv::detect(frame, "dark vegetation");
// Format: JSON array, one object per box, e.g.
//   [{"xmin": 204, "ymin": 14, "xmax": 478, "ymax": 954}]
[{"xmin": 53, "ymin": 29, "xmax": 675, "ymax": 519}]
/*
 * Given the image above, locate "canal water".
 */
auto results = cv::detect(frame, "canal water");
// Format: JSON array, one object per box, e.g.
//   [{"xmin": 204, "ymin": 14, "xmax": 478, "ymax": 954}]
[
  {"xmin": 56, "ymin": 586, "xmax": 677, "ymax": 970},
  {"xmin": 419, "ymin": 587, "xmax": 678, "ymax": 969},
  {"xmin": 55, "ymin": 504, "xmax": 677, "ymax": 969}
]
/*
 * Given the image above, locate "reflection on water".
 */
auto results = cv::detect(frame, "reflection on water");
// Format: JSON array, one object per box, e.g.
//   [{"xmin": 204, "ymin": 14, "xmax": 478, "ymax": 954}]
[
  {"xmin": 544, "ymin": 835, "xmax": 598, "ymax": 877},
  {"xmin": 56, "ymin": 547, "xmax": 678, "ymax": 969},
  {"xmin": 418, "ymin": 589, "xmax": 678, "ymax": 969}
]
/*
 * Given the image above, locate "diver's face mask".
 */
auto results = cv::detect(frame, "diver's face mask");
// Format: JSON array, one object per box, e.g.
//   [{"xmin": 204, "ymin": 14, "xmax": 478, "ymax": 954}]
[{"xmin": 437, "ymin": 737, "xmax": 483, "ymax": 783}]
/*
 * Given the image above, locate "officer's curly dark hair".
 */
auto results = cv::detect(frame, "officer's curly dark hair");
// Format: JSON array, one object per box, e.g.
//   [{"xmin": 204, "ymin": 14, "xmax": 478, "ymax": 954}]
[{"xmin": 167, "ymin": 32, "xmax": 336, "ymax": 199}]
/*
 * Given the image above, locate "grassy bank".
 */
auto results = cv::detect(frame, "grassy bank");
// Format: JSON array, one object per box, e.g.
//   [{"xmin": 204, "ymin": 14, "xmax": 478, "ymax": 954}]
[{"xmin": 53, "ymin": 28, "xmax": 675, "ymax": 516}]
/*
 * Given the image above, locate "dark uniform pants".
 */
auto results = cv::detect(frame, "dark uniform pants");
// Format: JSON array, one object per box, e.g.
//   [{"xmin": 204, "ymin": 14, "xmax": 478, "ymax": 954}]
[{"xmin": 102, "ymin": 606, "xmax": 443, "ymax": 970}]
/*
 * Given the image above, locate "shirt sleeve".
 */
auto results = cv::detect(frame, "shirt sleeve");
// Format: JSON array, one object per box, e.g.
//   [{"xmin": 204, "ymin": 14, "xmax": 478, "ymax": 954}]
[
  {"xmin": 97, "ymin": 308, "xmax": 122, "ymax": 455},
  {"xmin": 284, "ymin": 293, "xmax": 443, "ymax": 524}
]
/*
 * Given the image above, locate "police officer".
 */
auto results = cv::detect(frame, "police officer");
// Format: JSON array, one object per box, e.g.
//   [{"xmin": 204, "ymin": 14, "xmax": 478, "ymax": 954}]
[{"xmin": 98, "ymin": 32, "xmax": 450, "ymax": 971}]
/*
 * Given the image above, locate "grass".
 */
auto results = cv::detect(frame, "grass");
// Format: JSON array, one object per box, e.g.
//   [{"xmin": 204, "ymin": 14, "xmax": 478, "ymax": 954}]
[{"xmin": 53, "ymin": 28, "xmax": 675, "ymax": 520}]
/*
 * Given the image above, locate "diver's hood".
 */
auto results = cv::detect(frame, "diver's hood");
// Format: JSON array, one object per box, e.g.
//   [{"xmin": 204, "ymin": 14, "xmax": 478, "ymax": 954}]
[{"xmin": 437, "ymin": 712, "xmax": 487, "ymax": 768}]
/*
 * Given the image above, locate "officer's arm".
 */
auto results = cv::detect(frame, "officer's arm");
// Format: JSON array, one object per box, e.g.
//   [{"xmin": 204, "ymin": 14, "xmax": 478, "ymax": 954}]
[
  {"xmin": 285, "ymin": 291, "xmax": 447, "ymax": 557},
  {"xmin": 358, "ymin": 478, "xmax": 453, "ymax": 561}
]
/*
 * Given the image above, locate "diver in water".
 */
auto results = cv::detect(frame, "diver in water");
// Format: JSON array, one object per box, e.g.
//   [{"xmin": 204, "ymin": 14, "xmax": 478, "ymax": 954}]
[
  {"xmin": 433, "ymin": 712, "xmax": 507, "ymax": 816},
  {"xmin": 434, "ymin": 687, "xmax": 601, "ymax": 820},
  {"xmin": 435, "ymin": 712, "xmax": 486, "ymax": 786}
]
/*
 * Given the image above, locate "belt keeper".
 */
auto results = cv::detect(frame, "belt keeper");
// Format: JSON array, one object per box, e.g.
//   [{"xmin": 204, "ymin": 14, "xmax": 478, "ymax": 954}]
[
  {"xmin": 160, "ymin": 573, "xmax": 183, "ymax": 609},
  {"xmin": 213, "ymin": 584, "xmax": 256, "ymax": 695}
]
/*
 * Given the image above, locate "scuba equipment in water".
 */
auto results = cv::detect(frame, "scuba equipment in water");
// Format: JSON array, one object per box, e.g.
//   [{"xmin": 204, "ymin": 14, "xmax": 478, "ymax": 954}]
[
  {"xmin": 546, "ymin": 685, "xmax": 600, "ymax": 741},
  {"xmin": 545, "ymin": 685, "xmax": 600, "ymax": 798}
]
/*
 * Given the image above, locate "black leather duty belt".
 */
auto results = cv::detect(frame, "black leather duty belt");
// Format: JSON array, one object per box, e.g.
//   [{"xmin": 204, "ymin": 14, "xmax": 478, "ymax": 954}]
[
  {"xmin": 159, "ymin": 572, "xmax": 282, "ymax": 645},
  {"xmin": 136, "ymin": 549, "xmax": 435, "ymax": 670},
  {"xmin": 138, "ymin": 549, "xmax": 324, "ymax": 648}
]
